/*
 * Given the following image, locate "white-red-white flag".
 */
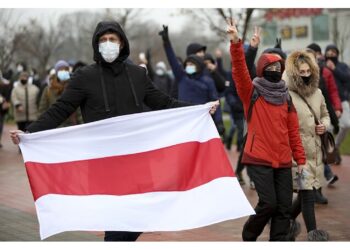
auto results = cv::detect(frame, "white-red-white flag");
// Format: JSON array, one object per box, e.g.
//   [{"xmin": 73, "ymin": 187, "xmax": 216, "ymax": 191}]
[{"xmin": 19, "ymin": 104, "xmax": 254, "ymax": 240}]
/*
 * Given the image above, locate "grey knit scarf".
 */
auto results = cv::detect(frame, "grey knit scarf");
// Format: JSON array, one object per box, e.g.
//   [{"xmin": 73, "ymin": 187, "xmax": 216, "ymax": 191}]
[{"xmin": 252, "ymin": 77, "xmax": 289, "ymax": 105}]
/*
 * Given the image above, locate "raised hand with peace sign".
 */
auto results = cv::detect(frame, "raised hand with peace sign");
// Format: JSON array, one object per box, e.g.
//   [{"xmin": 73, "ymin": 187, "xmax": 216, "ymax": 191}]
[
  {"xmin": 250, "ymin": 26, "xmax": 262, "ymax": 48},
  {"xmin": 226, "ymin": 18, "xmax": 239, "ymax": 43}
]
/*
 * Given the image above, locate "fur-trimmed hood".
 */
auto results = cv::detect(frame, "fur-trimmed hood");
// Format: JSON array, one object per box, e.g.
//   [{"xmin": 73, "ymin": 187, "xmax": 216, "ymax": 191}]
[{"xmin": 284, "ymin": 50, "xmax": 319, "ymax": 97}]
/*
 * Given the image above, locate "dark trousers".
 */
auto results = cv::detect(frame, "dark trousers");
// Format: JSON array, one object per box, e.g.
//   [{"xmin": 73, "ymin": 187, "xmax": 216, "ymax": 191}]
[
  {"xmin": 104, "ymin": 231, "xmax": 142, "ymax": 241},
  {"xmin": 242, "ymin": 165, "xmax": 293, "ymax": 241},
  {"xmin": 291, "ymin": 190, "xmax": 316, "ymax": 232}
]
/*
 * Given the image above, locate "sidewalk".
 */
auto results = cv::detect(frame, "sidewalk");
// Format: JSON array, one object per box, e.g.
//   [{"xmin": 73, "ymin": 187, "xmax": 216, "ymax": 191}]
[{"xmin": 1, "ymin": 123, "xmax": 349, "ymax": 241}]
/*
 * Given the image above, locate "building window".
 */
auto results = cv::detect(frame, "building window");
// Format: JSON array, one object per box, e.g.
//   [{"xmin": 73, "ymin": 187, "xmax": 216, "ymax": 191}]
[
  {"xmin": 280, "ymin": 26, "xmax": 293, "ymax": 40},
  {"xmin": 312, "ymin": 15, "xmax": 330, "ymax": 41},
  {"xmin": 262, "ymin": 22, "xmax": 277, "ymax": 45}
]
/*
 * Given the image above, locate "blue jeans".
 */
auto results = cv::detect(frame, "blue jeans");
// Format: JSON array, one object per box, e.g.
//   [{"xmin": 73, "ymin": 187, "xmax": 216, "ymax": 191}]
[{"xmin": 324, "ymin": 164, "xmax": 334, "ymax": 181}]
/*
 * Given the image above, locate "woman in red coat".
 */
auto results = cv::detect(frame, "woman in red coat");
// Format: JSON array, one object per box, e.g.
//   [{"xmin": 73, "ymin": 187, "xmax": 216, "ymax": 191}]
[{"xmin": 227, "ymin": 19, "xmax": 306, "ymax": 241}]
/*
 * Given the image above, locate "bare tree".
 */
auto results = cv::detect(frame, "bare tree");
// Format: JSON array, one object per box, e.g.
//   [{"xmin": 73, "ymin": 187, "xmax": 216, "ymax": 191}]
[
  {"xmin": 180, "ymin": 8, "xmax": 255, "ymax": 42},
  {"xmin": 13, "ymin": 19, "xmax": 67, "ymax": 76},
  {"xmin": 0, "ymin": 9, "xmax": 20, "ymax": 73},
  {"xmin": 52, "ymin": 9, "xmax": 148, "ymax": 65}
]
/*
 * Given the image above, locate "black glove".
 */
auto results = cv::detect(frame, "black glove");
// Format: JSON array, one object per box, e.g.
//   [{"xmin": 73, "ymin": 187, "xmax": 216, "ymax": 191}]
[
  {"xmin": 158, "ymin": 25, "xmax": 169, "ymax": 42},
  {"xmin": 274, "ymin": 38, "xmax": 282, "ymax": 49}
]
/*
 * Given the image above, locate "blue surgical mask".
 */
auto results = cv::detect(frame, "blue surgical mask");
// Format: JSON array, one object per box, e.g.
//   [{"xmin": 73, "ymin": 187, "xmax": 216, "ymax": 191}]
[
  {"xmin": 185, "ymin": 65, "xmax": 196, "ymax": 75},
  {"xmin": 57, "ymin": 70, "xmax": 70, "ymax": 82}
]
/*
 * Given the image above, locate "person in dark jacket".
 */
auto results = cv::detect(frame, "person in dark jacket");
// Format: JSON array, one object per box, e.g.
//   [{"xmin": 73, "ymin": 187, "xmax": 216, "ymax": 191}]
[
  {"xmin": 227, "ymin": 18, "xmax": 306, "ymax": 241},
  {"xmin": 324, "ymin": 44, "xmax": 350, "ymax": 165},
  {"xmin": 214, "ymin": 49, "xmax": 245, "ymax": 153},
  {"xmin": 203, "ymin": 53, "xmax": 227, "ymax": 94},
  {"xmin": 158, "ymin": 25, "xmax": 222, "ymax": 130},
  {"xmin": 185, "ymin": 42, "xmax": 226, "ymax": 137},
  {"xmin": 203, "ymin": 53, "xmax": 227, "ymax": 137},
  {"xmin": 10, "ymin": 20, "xmax": 220, "ymax": 241}
]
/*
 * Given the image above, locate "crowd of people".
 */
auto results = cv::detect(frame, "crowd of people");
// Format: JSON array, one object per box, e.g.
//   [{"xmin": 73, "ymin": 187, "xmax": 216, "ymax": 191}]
[{"xmin": 2, "ymin": 18, "xmax": 350, "ymax": 241}]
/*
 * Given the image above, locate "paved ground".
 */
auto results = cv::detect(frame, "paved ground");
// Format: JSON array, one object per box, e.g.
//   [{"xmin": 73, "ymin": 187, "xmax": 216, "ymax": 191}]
[{"xmin": 1, "ymin": 123, "xmax": 349, "ymax": 241}]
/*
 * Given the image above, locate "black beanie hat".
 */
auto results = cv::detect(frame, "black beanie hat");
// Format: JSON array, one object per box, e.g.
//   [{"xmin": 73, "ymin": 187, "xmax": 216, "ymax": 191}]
[
  {"xmin": 186, "ymin": 43, "xmax": 207, "ymax": 56},
  {"xmin": 307, "ymin": 43, "xmax": 322, "ymax": 54}
]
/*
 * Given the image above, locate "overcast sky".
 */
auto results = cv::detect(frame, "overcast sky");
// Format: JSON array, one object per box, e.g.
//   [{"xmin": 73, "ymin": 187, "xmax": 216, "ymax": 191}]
[{"xmin": 11, "ymin": 8, "xmax": 190, "ymax": 32}]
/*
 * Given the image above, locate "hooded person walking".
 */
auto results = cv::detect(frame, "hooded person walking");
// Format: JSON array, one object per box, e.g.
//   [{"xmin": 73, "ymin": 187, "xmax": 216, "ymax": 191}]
[
  {"xmin": 10, "ymin": 21, "xmax": 220, "ymax": 241},
  {"xmin": 227, "ymin": 18, "xmax": 306, "ymax": 241},
  {"xmin": 283, "ymin": 50, "xmax": 330, "ymax": 241}
]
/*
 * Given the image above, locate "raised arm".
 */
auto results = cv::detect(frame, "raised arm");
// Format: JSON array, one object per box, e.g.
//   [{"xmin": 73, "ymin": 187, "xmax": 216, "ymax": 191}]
[
  {"xmin": 159, "ymin": 25, "xmax": 186, "ymax": 82},
  {"xmin": 245, "ymin": 26, "xmax": 262, "ymax": 79},
  {"xmin": 226, "ymin": 18, "xmax": 254, "ymax": 112}
]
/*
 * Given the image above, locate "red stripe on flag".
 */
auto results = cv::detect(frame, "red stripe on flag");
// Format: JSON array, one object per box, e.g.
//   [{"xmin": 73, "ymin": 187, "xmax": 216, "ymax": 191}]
[{"xmin": 25, "ymin": 138, "xmax": 234, "ymax": 201}]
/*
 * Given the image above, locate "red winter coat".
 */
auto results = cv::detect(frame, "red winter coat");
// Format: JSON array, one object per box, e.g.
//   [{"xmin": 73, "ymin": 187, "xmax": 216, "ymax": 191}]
[{"xmin": 230, "ymin": 41, "xmax": 306, "ymax": 168}]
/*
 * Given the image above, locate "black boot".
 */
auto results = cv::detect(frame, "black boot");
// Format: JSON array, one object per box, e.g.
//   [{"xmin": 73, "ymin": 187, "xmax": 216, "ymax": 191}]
[{"xmin": 314, "ymin": 188, "xmax": 328, "ymax": 204}]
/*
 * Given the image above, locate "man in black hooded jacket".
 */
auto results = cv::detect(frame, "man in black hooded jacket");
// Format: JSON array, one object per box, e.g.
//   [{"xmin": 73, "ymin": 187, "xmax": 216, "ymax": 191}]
[{"xmin": 10, "ymin": 21, "xmax": 219, "ymax": 241}]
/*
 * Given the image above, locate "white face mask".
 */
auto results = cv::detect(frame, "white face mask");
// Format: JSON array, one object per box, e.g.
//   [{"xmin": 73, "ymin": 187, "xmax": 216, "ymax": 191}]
[
  {"xmin": 156, "ymin": 68, "xmax": 165, "ymax": 76},
  {"xmin": 98, "ymin": 41, "xmax": 120, "ymax": 63},
  {"xmin": 17, "ymin": 65, "xmax": 23, "ymax": 73}
]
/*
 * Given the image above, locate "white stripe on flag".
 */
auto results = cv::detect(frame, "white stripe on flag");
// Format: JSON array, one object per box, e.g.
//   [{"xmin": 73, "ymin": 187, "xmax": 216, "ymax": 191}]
[
  {"xmin": 19, "ymin": 104, "xmax": 218, "ymax": 163},
  {"xmin": 36, "ymin": 177, "xmax": 255, "ymax": 239}
]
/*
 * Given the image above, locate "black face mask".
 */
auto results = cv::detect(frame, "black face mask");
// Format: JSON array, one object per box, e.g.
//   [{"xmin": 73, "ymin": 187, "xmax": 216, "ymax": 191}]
[
  {"xmin": 263, "ymin": 71, "xmax": 282, "ymax": 83},
  {"xmin": 326, "ymin": 56, "xmax": 338, "ymax": 65},
  {"xmin": 301, "ymin": 76, "xmax": 311, "ymax": 85},
  {"xmin": 20, "ymin": 79, "xmax": 28, "ymax": 85}
]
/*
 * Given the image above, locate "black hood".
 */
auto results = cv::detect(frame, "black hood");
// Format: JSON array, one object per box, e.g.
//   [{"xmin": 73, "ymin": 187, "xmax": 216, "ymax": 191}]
[
  {"xmin": 184, "ymin": 55, "xmax": 205, "ymax": 75},
  {"xmin": 92, "ymin": 21, "xmax": 130, "ymax": 64},
  {"xmin": 186, "ymin": 43, "xmax": 207, "ymax": 56},
  {"xmin": 325, "ymin": 44, "xmax": 339, "ymax": 56}
]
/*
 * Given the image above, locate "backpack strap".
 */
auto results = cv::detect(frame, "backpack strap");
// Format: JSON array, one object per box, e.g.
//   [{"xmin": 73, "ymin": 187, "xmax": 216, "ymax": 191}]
[
  {"xmin": 287, "ymin": 93, "xmax": 292, "ymax": 112},
  {"xmin": 247, "ymin": 88, "xmax": 259, "ymax": 122}
]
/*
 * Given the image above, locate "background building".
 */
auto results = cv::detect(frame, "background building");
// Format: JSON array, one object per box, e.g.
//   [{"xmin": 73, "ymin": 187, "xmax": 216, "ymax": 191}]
[{"xmin": 252, "ymin": 9, "xmax": 350, "ymax": 64}]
